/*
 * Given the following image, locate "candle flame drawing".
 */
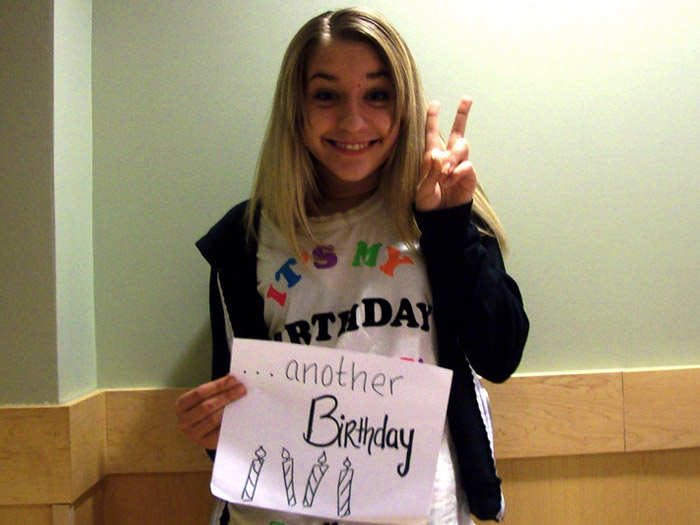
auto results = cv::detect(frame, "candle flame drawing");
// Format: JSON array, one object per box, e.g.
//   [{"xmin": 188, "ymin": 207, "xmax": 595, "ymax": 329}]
[
  {"xmin": 337, "ymin": 457, "xmax": 354, "ymax": 518},
  {"xmin": 281, "ymin": 447, "xmax": 297, "ymax": 507},
  {"xmin": 241, "ymin": 446, "xmax": 266, "ymax": 502},
  {"xmin": 302, "ymin": 451, "xmax": 329, "ymax": 508}
]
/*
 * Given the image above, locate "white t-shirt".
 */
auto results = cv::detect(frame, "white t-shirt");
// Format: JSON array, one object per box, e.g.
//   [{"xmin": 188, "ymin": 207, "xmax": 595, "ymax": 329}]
[{"xmin": 228, "ymin": 193, "xmax": 472, "ymax": 524}]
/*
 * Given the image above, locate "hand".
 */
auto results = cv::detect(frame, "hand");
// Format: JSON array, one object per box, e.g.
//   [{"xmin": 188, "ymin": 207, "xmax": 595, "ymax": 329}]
[
  {"xmin": 174, "ymin": 374, "xmax": 247, "ymax": 450},
  {"xmin": 415, "ymin": 96, "xmax": 477, "ymax": 211}
]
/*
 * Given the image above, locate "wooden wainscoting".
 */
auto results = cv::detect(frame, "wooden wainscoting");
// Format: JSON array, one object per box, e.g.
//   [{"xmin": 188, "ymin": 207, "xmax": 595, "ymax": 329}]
[
  {"xmin": 623, "ymin": 368, "xmax": 700, "ymax": 451},
  {"xmin": 483, "ymin": 371, "xmax": 625, "ymax": 458},
  {"xmin": 1, "ymin": 367, "xmax": 699, "ymax": 524},
  {"xmin": 475, "ymin": 447, "xmax": 700, "ymax": 524},
  {"xmin": 103, "ymin": 389, "xmax": 211, "ymax": 475}
]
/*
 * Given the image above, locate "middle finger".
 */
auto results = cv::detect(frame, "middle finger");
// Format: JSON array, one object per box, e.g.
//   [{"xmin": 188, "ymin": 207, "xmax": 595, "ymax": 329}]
[{"xmin": 446, "ymin": 97, "xmax": 473, "ymax": 151}]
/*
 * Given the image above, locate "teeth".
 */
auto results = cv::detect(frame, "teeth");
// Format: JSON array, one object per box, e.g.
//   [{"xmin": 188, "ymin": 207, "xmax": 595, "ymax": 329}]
[{"xmin": 335, "ymin": 141, "xmax": 371, "ymax": 151}]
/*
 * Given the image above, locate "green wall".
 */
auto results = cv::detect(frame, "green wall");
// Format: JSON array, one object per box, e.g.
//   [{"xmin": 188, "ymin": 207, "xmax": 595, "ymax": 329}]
[
  {"xmin": 0, "ymin": 0, "xmax": 58, "ymax": 404},
  {"xmin": 2, "ymin": 0, "xmax": 699, "ymax": 404},
  {"xmin": 1, "ymin": 0, "xmax": 95, "ymax": 405},
  {"xmin": 54, "ymin": 0, "xmax": 97, "ymax": 402}
]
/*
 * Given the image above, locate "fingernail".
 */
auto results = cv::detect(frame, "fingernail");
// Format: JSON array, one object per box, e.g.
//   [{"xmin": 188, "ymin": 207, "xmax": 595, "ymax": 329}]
[{"xmin": 233, "ymin": 384, "xmax": 247, "ymax": 396}]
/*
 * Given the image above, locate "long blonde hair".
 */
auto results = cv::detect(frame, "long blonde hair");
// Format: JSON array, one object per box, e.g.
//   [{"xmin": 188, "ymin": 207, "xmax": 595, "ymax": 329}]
[{"xmin": 247, "ymin": 7, "xmax": 507, "ymax": 253}]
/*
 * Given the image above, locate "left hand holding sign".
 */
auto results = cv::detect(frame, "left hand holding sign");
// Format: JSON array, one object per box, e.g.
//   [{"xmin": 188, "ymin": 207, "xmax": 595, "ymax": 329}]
[
  {"xmin": 175, "ymin": 374, "xmax": 247, "ymax": 449},
  {"xmin": 415, "ymin": 96, "xmax": 477, "ymax": 211}
]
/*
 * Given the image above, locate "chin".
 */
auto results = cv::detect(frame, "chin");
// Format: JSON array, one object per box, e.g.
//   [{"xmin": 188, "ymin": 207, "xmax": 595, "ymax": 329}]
[{"xmin": 331, "ymin": 167, "xmax": 380, "ymax": 184}]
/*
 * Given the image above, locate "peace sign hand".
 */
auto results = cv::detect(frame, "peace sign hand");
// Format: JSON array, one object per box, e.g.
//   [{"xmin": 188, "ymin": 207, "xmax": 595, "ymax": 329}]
[{"xmin": 415, "ymin": 96, "xmax": 477, "ymax": 212}]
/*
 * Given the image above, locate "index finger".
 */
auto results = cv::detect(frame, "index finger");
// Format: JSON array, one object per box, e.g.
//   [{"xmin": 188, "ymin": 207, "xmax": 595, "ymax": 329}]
[
  {"xmin": 175, "ymin": 374, "xmax": 238, "ymax": 413},
  {"xmin": 424, "ymin": 100, "xmax": 441, "ymax": 153},
  {"xmin": 446, "ymin": 96, "xmax": 473, "ymax": 151}
]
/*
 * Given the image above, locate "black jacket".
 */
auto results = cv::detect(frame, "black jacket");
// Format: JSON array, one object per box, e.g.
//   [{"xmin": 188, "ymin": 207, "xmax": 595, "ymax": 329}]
[{"xmin": 196, "ymin": 200, "xmax": 529, "ymax": 522}]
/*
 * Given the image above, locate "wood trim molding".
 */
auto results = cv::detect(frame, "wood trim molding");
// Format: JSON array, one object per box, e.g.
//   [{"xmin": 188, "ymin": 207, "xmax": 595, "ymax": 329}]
[
  {"xmin": 1, "ymin": 366, "xmax": 699, "ymax": 506},
  {"xmin": 69, "ymin": 392, "xmax": 107, "ymax": 501},
  {"xmin": 0, "ymin": 405, "xmax": 72, "ymax": 505},
  {"xmin": 623, "ymin": 367, "xmax": 700, "ymax": 451},
  {"xmin": 105, "ymin": 389, "xmax": 211, "ymax": 474},
  {"xmin": 483, "ymin": 371, "xmax": 625, "ymax": 458},
  {"xmin": 0, "ymin": 391, "xmax": 106, "ymax": 506}
]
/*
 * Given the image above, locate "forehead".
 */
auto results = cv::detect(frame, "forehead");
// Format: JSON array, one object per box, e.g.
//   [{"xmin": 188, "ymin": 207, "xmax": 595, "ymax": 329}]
[{"xmin": 305, "ymin": 39, "xmax": 389, "ymax": 81}]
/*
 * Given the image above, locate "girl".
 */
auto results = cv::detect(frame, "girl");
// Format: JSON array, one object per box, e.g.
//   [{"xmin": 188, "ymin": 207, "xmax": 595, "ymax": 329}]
[{"xmin": 176, "ymin": 7, "xmax": 528, "ymax": 524}]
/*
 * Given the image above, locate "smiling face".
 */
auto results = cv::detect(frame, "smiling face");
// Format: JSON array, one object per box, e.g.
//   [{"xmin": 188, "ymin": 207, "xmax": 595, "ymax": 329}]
[{"xmin": 302, "ymin": 39, "xmax": 399, "ymax": 208}]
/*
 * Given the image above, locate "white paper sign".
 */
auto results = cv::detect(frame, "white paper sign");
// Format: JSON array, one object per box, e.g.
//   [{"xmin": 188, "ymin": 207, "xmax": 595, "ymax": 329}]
[{"xmin": 210, "ymin": 338, "xmax": 453, "ymax": 524}]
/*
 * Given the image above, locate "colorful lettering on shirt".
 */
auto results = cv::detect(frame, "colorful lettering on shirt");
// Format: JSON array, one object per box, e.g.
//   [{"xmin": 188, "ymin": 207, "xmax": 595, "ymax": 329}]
[
  {"xmin": 271, "ymin": 242, "xmax": 413, "ymax": 282},
  {"xmin": 265, "ymin": 242, "xmax": 416, "ymax": 311},
  {"xmin": 352, "ymin": 241, "xmax": 382, "ymax": 267},
  {"xmin": 379, "ymin": 246, "xmax": 414, "ymax": 276},
  {"xmin": 275, "ymin": 258, "xmax": 301, "ymax": 287},
  {"xmin": 266, "ymin": 284, "xmax": 287, "ymax": 307},
  {"xmin": 400, "ymin": 357, "xmax": 425, "ymax": 363},
  {"xmin": 312, "ymin": 245, "xmax": 338, "ymax": 269},
  {"xmin": 266, "ymin": 257, "xmax": 303, "ymax": 307}
]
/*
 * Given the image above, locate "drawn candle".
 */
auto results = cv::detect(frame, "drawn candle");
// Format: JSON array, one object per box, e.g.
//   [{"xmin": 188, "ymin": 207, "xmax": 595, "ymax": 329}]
[
  {"xmin": 302, "ymin": 451, "xmax": 329, "ymax": 508},
  {"xmin": 281, "ymin": 447, "xmax": 297, "ymax": 507},
  {"xmin": 241, "ymin": 446, "xmax": 266, "ymax": 502},
  {"xmin": 337, "ymin": 457, "xmax": 354, "ymax": 518}
]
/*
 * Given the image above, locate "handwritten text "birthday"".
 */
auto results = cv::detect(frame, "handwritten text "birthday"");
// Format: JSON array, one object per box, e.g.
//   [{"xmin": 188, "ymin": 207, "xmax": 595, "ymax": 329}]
[{"xmin": 303, "ymin": 394, "xmax": 415, "ymax": 477}]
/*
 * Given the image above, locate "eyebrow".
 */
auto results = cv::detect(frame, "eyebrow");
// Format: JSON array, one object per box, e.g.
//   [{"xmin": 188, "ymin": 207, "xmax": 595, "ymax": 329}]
[{"xmin": 307, "ymin": 70, "xmax": 391, "ymax": 83}]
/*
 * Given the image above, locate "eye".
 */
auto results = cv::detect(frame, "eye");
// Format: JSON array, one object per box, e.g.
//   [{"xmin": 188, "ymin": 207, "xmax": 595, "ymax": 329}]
[
  {"xmin": 312, "ymin": 90, "xmax": 337, "ymax": 103},
  {"xmin": 366, "ymin": 89, "xmax": 392, "ymax": 104}
]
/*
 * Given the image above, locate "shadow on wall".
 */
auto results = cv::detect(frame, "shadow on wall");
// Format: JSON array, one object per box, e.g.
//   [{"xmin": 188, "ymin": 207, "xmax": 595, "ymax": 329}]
[{"xmin": 168, "ymin": 323, "xmax": 213, "ymax": 387}]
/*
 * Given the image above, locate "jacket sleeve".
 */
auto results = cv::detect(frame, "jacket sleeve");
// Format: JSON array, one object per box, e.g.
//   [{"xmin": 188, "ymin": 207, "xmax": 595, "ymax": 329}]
[
  {"xmin": 196, "ymin": 201, "xmax": 269, "ymax": 382},
  {"xmin": 207, "ymin": 268, "xmax": 233, "ymax": 381},
  {"xmin": 416, "ymin": 201, "xmax": 529, "ymax": 383}
]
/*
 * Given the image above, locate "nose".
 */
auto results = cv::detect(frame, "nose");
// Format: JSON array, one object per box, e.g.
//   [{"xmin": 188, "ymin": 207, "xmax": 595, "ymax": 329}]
[{"xmin": 337, "ymin": 98, "xmax": 367, "ymax": 133}]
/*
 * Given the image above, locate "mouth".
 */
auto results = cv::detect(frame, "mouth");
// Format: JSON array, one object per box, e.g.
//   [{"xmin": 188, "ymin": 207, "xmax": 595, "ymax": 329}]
[{"xmin": 327, "ymin": 139, "xmax": 378, "ymax": 153}]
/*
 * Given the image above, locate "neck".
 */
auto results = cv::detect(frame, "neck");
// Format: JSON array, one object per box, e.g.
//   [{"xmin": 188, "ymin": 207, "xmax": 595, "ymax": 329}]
[
  {"xmin": 311, "ymin": 168, "xmax": 380, "ymax": 216},
  {"xmin": 312, "ymin": 188, "xmax": 376, "ymax": 215}
]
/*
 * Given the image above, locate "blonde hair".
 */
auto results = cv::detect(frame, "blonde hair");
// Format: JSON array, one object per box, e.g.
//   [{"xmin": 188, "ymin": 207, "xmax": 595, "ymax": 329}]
[{"xmin": 247, "ymin": 7, "xmax": 507, "ymax": 253}]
